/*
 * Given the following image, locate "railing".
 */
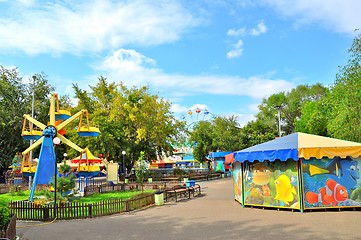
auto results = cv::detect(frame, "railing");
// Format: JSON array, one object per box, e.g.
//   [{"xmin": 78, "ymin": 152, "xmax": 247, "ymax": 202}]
[
  {"xmin": 0, "ymin": 214, "xmax": 16, "ymax": 240},
  {"xmin": 10, "ymin": 193, "xmax": 155, "ymax": 222}
]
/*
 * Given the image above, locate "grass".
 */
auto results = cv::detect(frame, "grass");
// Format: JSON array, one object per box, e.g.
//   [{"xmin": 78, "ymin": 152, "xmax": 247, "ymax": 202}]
[
  {"xmin": 0, "ymin": 189, "xmax": 155, "ymax": 205},
  {"xmin": 75, "ymin": 190, "xmax": 154, "ymax": 204},
  {"xmin": 0, "ymin": 190, "xmax": 31, "ymax": 204}
]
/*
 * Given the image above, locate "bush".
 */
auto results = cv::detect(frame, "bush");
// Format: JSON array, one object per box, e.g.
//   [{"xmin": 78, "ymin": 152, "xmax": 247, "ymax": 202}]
[{"xmin": 0, "ymin": 202, "xmax": 10, "ymax": 231}]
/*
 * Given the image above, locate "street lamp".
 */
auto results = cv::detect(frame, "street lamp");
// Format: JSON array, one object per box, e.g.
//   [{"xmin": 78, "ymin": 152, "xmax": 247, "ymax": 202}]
[
  {"xmin": 53, "ymin": 137, "xmax": 60, "ymax": 217},
  {"xmin": 122, "ymin": 151, "xmax": 126, "ymax": 175},
  {"xmin": 274, "ymin": 105, "xmax": 283, "ymax": 137}
]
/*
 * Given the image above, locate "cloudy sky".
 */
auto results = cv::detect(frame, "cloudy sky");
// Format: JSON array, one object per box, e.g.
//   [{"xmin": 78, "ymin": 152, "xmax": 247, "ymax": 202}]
[{"xmin": 0, "ymin": 0, "xmax": 360, "ymax": 125}]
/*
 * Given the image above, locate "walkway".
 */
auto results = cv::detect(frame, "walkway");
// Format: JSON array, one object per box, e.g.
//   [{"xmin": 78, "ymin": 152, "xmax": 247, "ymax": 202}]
[{"xmin": 17, "ymin": 178, "xmax": 361, "ymax": 240}]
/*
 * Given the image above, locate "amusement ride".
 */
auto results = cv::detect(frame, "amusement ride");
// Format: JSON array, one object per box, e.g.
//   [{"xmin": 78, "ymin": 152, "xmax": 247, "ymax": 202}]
[{"xmin": 20, "ymin": 93, "xmax": 101, "ymax": 201}]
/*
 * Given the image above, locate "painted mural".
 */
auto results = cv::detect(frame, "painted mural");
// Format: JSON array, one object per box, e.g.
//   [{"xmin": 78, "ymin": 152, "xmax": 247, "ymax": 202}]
[
  {"xmin": 243, "ymin": 160, "xmax": 300, "ymax": 209},
  {"xmin": 233, "ymin": 162, "xmax": 242, "ymax": 203},
  {"xmin": 302, "ymin": 156, "xmax": 361, "ymax": 209},
  {"xmin": 214, "ymin": 160, "xmax": 225, "ymax": 172}
]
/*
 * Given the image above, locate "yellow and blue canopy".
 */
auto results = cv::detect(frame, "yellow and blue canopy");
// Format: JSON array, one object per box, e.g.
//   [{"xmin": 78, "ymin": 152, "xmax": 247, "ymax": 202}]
[{"xmin": 234, "ymin": 132, "xmax": 361, "ymax": 163}]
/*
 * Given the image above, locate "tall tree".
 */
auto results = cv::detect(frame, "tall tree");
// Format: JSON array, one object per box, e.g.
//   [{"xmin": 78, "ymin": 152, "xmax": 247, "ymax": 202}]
[
  {"xmin": 71, "ymin": 77, "xmax": 185, "ymax": 173},
  {"xmin": 325, "ymin": 33, "xmax": 361, "ymax": 141},
  {"xmin": 256, "ymin": 84, "xmax": 328, "ymax": 136},
  {"xmin": 0, "ymin": 67, "xmax": 54, "ymax": 168}
]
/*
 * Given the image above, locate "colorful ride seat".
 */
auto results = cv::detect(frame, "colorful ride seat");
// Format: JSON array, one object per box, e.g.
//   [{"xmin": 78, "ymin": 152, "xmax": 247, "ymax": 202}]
[
  {"xmin": 22, "ymin": 130, "xmax": 42, "ymax": 140},
  {"xmin": 77, "ymin": 126, "xmax": 101, "ymax": 137},
  {"xmin": 55, "ymin": 109, "xmax": 71, "ymax": 121}
]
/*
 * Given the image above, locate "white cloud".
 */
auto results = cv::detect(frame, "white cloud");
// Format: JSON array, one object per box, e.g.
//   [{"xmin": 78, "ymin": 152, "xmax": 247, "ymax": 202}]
[
  {"xmin": 226, "ymin": 21, "xmax": 267, "ymax": 58},
  {"xmin": 227, "ymin": 27, "xmax": 246, "ymax": 37},
  {"xmin": 97, "ymin": 48, "xmax": 295, "ymax": 100},
  {"xmin": 262, "ymin": 0, "xmax": 361, "ymax": 34},
  {"xmin": 171, "ymin": 103, "xmax": 189, "ymax": 114},
  {"xmin": 0, "ymin": 0, "xmax": 201, "ymax": 55},
  {"xmin": 250, "ymin": 20, "xmax": 267, "ymax": 36},
  {"xmin": 227, "ymin": 39, "xmax": 244, "ymax": 58}
]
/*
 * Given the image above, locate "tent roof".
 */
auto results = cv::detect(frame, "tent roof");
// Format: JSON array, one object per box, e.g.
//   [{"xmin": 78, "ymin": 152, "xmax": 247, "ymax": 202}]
[
  {"xmin": 234, "ymin": 132, "xmax": 361, "ymax": 163},
  {"xmin": 225, "ymin": 153, "xmax": 234, "ymax": 165}
]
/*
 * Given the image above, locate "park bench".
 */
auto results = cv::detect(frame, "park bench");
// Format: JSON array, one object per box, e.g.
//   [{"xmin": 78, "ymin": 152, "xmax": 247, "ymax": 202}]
[
  {"xmin": 161, "ymin": 176, "xmax": 181, "ymax": 183},
  {"xmin": 165, "ymin": 184, "xmax": 201, "ymax": 202},
  {"xmin": 188, "ymin": 174, "xmax": 208, "ymax": 181},
  {"xmin": 165, "ymin": 185, "xmax": 189, "ymax": 202},
  {"xmin": 188, "ymin": 184, "xmax": 201, "ymax": 197},
  {"xmin": 207, "ymin": 172, "xmax": 222, "ymax": 180}
]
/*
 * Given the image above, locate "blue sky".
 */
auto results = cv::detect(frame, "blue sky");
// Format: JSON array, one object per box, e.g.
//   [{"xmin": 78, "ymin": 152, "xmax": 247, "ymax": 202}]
[{"xmin": 0, "ymin": 0, "xmax": 360, "ymax": 126}]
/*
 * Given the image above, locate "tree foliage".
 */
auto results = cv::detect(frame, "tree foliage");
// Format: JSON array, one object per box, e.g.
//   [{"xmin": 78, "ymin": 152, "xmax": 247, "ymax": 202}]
[
  {"xmin": 71, "ymin": 77, "xmax": 186, "ymax": 172},
  {"xmin": 257, "ymin": 84, "xmax": 328, "ymax": 136},
  {"xmin": 324, "ymin": 33, "xmax": 361, "ymax": 141},
  {"xmin": 0, "ymin": 67, "xmax": 54, "ymax": 168},
  {"xmin": 189, "ymin": 116, "xmax": 244, "ymax": 161}
]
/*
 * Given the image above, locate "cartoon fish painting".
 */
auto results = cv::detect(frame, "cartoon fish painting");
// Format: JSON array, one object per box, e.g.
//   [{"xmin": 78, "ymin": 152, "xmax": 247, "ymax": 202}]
[
  {"xmin": 262, "ymin": 185, "xmax": 271, "ymax": 197},
  {"xmin": 303, "ymin": 157, "xmax": 360, "ymax": 194},
  {"xmin": 306, "ymin": 179, "xmax": 348, "ymax": 206},
  {"xmin": 274, "ymin": 174, "xmax": 296, "ymax": 205}
]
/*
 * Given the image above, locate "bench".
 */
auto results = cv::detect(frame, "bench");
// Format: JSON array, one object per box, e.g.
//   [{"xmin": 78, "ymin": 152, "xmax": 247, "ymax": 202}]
[
  {"xmin": 161, "ymin": 176, "xmax": 181, "ymax": 183},
  {"xmin": 207, "ymin": 172, "xmax": 222, "ymax": 180},
  {"xmin": 188, "ymin": 184, "xmax": 201, "ymax": 197},
  {"xmin": 188, "ymin": 174, "xmax": 208, "ymax": 181},
  {"xmin": 165, "ymin": 184, "xmax": 201, "ymax": 202}
]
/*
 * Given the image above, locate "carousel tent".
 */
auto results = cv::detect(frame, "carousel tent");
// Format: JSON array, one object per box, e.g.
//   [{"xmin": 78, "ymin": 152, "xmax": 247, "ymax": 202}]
[
  {"xmin": 234, "ymin": 132, "xmax": 361, "ymax": 163},
  {"xmin": 231, "ymin": 132, "xmax": 361, "ymax": 211}
]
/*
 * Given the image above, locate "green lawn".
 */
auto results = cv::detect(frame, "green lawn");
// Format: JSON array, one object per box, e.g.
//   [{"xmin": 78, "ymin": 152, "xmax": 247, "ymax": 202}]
[
  {"xmin": 0, "ymin": 190, "xmax": 30, "ymax": 204},
  {"xmin": 0, "ymin": 189, "xmax": 154, "ymax": 204},
  {"xmin": 75, "ymin": 190, "xmax": 154, "ymax": 203}
]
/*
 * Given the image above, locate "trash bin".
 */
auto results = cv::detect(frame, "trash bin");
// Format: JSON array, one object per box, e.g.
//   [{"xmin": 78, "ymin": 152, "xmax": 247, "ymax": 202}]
[
  {"xmin": 154, "ymin": 190, "xmax": 164, "ymax": 206},
  {"xmin": 183, "ymin": 177, "xmax": 188, "ymax": 184},
  {"xmin": 148, "ymin": 177, "xmax": 153, "ymax": 183},
  {"xmin": 125, "ymin": 178, "xmax": 129, "ymax": 184},
  {"xmin": 186, "ymin": 180, "xmax": 195, "ymax": 188}
]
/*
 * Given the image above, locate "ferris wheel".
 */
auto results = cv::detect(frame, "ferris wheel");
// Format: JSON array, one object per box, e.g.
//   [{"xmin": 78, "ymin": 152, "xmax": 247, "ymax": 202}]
[
  {"xmin": 20, "ymin": 93, "xmax": 100, "ymax": 201},
  {"xmin": 180, "ymin": 107, "xmax": 214, "ymax": 127}
]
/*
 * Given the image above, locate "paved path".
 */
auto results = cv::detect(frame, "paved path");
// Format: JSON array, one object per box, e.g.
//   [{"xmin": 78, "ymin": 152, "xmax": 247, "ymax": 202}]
[{"xmin": 17, "ymin": 178, "xmax": 361, "ymax": 240}]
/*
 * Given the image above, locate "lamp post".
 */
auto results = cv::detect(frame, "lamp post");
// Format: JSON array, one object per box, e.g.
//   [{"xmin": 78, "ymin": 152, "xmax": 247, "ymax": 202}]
[
  {"xmin": 274, "ymin": 105, "xmax": 283, "ymax": 137},
  {"xmin": 29, "ymin": 75, "xmax": 36, "ymax": 189},
  {"xmin": 122, "ymin": 151, "xmax": 126, "ymax": 176},
  {"xmin": 53, "ymin": 137, "xmax": 60, "ymax": 217}
]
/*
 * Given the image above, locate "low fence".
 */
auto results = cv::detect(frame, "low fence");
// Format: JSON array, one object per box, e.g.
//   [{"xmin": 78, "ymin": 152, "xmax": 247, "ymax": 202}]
[
  {"xmin": 10, "ymin": 193, "xmax": 155, "ymax": 222},
  {"xmin": 0, "ymin": 214, "xmax": 16, "ymax": 239}
]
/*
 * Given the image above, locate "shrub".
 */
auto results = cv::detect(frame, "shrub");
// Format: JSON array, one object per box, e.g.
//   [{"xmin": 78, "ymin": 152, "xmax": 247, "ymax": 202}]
[{"xmin": 0, "ymin": 202, "xmax": 10, "ymax": 231}]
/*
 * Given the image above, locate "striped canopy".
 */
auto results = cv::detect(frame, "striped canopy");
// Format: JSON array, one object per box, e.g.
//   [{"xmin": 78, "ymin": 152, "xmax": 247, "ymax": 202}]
[{"xmin": 234, "ymin": 132, "xmax": 361, "ymax": 163}]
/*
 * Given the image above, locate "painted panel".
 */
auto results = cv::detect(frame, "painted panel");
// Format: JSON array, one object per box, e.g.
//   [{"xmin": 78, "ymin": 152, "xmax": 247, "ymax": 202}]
[
  {"xmin": 244, "ymin": 160, "xmax": 300, "ymax": 209},
  {"xmin": 233, "ymin": 162, "xmax": 242, "ymax": 203},
  {"xmin": 214, "ymin": 160, "xmax": 225, "ymax": 172},
  {"xmin": 302, "ymin": 157, "xmax": 361, "ymax": 209}
]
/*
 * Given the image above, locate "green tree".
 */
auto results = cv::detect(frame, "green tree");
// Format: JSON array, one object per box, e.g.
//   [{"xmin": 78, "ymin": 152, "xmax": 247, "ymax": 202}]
[
  {"xmin": 135, "ymin": 151, "xmax": 149, "ymax": 192},
  {"xmin": 189, "ymin": 115, "xmax": 244, "ymax": 161},
  {"xmin": 0, "ymin": 67, "xmax": 54, "ymax": 168},
  {"xmin": 189, "ymin": 120, "xmax": 214, "ymax": 162},
  {"xmin": 325, "ymin": 33, "xmax": 361, "ymax": 141},
  {"xmin": 256, "ymin": 84, "xmax": 328, "ymax": 136},
  {"xmin": 240, "ymin": 119, "xmax": 277, "ymax": 148},
  {"xmin": 294, "ymin": 100, "xmax": 328, "ymax": 136},
  {"xmin": 70, "ymin": 77, "xmax": 185, "ymax": 174}
]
